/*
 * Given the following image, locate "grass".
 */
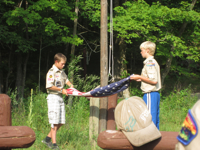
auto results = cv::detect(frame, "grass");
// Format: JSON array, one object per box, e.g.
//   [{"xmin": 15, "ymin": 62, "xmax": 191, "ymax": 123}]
[
  {"xmin": 160, "ymin": 86, "xmax": 198, "ymax": 131},
  {"xmin": 10, "ymin": 84, "xmax": 199, "ymax": 150},
  {"xmin": 12, "ymin": 91, "xmax": 94, "ymax": 150}
]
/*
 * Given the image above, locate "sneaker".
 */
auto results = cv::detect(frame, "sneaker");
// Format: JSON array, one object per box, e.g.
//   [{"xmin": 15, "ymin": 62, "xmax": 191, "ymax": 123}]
[
  {"xmin": 42, "ymin": 138, "xmax": 52, "ymax": 148},
  {"xmin": 51, "ymin": 145, "xmax": 60, "ymax": 150}
]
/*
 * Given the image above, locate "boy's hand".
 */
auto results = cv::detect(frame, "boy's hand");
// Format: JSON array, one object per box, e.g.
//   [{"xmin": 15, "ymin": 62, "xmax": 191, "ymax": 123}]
[
  {"xmin": 136, "ymin": 79, "xmax": 142, "ymax": 82},
  {"xmin": 62, "ymin": 89, "xmax": 68, "ymax": 96},
  {"xmin": 130, "ymin": 74, "xmax": 141, "ymax": 81}
]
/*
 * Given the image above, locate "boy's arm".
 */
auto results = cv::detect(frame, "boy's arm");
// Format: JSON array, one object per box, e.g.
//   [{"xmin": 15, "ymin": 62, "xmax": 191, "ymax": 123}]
[
  {"xmin": 130, "ymin": 74, "xmax": 157, "ymax": 85},
  {"xmin": 47, "ymin": 86, "xmax": 68, "ymax": 95},
  {"xmin": 66, "ymin": 80, "xmax": 74, "ymax": 88},
  {"xmin": 130, "ymin": 60, "xmax": 159, "ymax": 85}
]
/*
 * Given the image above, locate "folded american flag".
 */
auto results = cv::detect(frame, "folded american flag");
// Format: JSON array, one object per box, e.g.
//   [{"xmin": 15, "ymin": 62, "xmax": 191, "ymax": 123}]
[{"xmin": 66, "ymin": 76, "xmax": 131, "ymax": 97}]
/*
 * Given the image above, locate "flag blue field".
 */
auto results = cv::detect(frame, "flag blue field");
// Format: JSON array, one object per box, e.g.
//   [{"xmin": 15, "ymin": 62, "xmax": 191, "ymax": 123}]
[{"xmin": 66, "ymin": 76, "xmax": 131, "ymax": 97}]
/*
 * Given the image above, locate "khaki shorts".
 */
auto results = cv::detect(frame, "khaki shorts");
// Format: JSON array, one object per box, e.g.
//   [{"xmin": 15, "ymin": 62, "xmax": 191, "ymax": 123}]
[{"xmin": 47, "ymin": 94, "xmax": 65, "ymax": 126}]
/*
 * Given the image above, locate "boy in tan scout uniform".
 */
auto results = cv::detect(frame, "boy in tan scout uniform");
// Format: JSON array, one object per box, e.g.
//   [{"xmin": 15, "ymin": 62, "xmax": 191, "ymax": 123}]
[
  {"xmin": 42, "ymin": 53, "xmax": 73, "ymax": 150},
  {"xmin": 130, "ymin": 41, "xmax": 161, "ymax": 130}
]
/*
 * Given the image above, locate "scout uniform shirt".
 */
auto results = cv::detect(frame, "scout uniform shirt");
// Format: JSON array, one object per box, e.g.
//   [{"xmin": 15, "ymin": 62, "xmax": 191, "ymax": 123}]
[
  {"xmin": 46, "ymin": 65, "xmax": 69, "ymax": 94},
  {"xmin": 141, "ymin": 56, "xmax": 161, "ymax": 93}
]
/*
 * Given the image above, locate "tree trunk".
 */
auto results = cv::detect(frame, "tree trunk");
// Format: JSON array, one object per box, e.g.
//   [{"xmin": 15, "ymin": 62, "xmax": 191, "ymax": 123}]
[
  {"xmin": 114, "ymin": 37, "xmax": 130, "ymax": 98},
  {"xmin": 161, "ymin": 0, "xmax": 197, "ymax": 86},
  {"xmin": 5, "ymin": 50, "xmax": 13, "ymax": 93},
  {"xmin": 39, "ymin": 36, "xmax": 42, "ymax": 93},
  {"xmin": 161, "ymin": 47, "xmax": 174, "ymax": 86},
  {"xmin": 15, "ymin": 53, "xmax": 23, "ymax": 101},
  {"xmin": 20, "ymin": 0, "xmax": 29, "ymax": 98},
  {"xmin": 83, "ymin": 48, "xmax": 87, "ymax": 77},
  {"xmin": 15, "ymin": 52, "xmax": 29, "ymax": 101},
  {"xmin": 113, "ymin": 0, "xmax": 130, "ymax": 98},
  {"xmin": 46, "ymin": 51, "xmax": 49, "ymax": 73},
  {"xmin": 21, "ymin": 53, "xmax": 29, "ymax": 99},
  {"xmin": 23, "ymin": 0, "xmax": 29, "ymax": 91},
  {"xmin": 63, "ymin": 43, "xmax": 69, "ymax": 58},
  {"xmin": 70, "ymin": 0, "xmax": 79, "ymax": 58},
  {"xmin": 114, "ymin": 0, "xmax": 126, "ymax": 7},
  {"xmin": 68, "ymin": 0, "xmax": 79, "ymax": 107}
]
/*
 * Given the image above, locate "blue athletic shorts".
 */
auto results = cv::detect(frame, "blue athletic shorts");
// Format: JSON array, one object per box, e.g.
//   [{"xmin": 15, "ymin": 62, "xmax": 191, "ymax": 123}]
[{"xmin": 143, "ymin": 91, "xmax": 160, "ymax": 130}]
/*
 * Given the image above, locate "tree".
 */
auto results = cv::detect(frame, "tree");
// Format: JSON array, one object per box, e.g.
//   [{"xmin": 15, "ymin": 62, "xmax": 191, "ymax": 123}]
[
  {"xmin": 67, "ymin": 0, "xmax": 79, "ymax": 107},
  {"xmin": 113, "ymin": 0, "xmax": 130, "ymax": 98},
  {"xmin": 1, "ymin": 0, "xmax": 83, "ymax": 98},
  {"xmin": 113, "ymin": 0, "xmax": 200, "ymax": 85}
]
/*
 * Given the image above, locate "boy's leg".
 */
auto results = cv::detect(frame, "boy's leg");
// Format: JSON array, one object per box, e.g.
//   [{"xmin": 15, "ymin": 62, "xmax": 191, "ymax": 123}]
[
  {"xmin": 45, "ymin": 94, "xmax": 65, "ymax": 149},
  {"xmin": 51, "ymin": 124, "xmax": 59, "ymax": 144},
  {"xmin": 156, "ymin": 92, "xmax": 160, "ymax": 129},
  {"xmin": 47, "ymin": 124, "xmax": 63, "ymax": 143},
  {"xmin": 143, "ymin": 92, "xmax": 160, "ymax": 130}
]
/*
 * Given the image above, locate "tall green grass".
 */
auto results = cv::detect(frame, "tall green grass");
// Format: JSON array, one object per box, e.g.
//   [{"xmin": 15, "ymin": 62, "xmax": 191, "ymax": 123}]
[
  {"xmin": 12, "ymin": 91, "xmax": 93, "ymax": 150},
  {"xmin": 160, "ymin": 86, "xmax": 198, "ymax": 131}
]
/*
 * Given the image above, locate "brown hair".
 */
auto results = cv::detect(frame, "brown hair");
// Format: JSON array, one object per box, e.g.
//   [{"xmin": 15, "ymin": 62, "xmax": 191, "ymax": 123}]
[{"xmin": 54, "ymin": 53, "xmax": 67, "ymax": 62}]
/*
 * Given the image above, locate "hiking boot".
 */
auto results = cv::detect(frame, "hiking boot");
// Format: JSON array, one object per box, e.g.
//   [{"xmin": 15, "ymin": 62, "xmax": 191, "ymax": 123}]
[
  {"xmin": 42, "ymin": 138, "xmax": 52, "ymax": 148},
  {"xmin": 51, "ymin": 145, "xmax": 60, "ymax": 150}
]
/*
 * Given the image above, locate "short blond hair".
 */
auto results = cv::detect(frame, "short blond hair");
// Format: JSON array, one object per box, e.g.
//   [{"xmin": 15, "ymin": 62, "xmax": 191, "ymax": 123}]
[
  {"xmin": 54, "ymin": 53, "xmax": 67, "ymax": 62},
  {"xmin": 140, "ymin": 41, "xmax": 156, "ymax": 55}
]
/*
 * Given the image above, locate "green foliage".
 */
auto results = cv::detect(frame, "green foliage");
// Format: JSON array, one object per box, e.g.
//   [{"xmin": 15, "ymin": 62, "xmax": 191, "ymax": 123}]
[
  {"xmin": 62, "ymin": 35, "xmax": 83, "ymax": 45},
  {"xmin": 113, "ymin": 0, "xmax": 200, "ymax": 78},
  {"xmin": 67, "ymin": 55, "xmax": 100, "ymax": 92},
  {"xmin": 120, "ymin": 70, "xmax": 130, "ymax": 79},
  {"xmin": 42, "ymin": 17, "xmax": 68, "ymax": 36},
  {"xmin": 80, "ymin": 0, "xmax": 101, "ymax": 27},
  {"xmin": 130, "ymin": 87, "xmax": 143, "ymax": 98},
  {"xmin": 26, "ymin": 91, "xmax": 49, "ymax": 131},
  {"xmin": 160, "ymin": 85, "xmax": 198, "ymax": 131},
  {"xmin": 27, "ymin": 89, "xmax": 36, "ymax": 130},
  {"xmin": 1, "ymin": 0, "xmax": 14, "ymax": 5},
  {"xmin": 2, "ymin": 0, "xmax": 82, "ymax": 53},
  {"xmin": 7, "ymin": 87, "xmax": 18, "ymax": 107},
  {"xmin": 5, "ymin": 7, "xmax": 42, "ymax": 25}
]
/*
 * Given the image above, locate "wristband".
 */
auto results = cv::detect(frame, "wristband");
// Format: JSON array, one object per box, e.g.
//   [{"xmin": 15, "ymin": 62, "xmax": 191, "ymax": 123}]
[{"xmin": 60, "ymin": 88, "xmax": 63, "ymax": 93}]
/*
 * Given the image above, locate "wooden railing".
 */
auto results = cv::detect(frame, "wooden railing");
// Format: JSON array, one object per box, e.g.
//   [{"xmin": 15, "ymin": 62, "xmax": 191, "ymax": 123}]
[{"xmin": 96, "ymin": 94, "xmax": 179, "ymax": 150}]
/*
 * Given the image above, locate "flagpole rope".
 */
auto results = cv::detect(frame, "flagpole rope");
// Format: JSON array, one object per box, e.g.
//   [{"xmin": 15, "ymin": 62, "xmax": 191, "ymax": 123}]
[{"xmin": 108, "ymin": 0, "xmax": 114, "ymax": 82}]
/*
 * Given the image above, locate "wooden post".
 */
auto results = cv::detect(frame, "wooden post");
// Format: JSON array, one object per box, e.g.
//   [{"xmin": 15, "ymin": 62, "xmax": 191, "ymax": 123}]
[
  {"xmin": 107, "ymin": 94, "xmax": 117, "ymax": 130},
  {"xmin": 0, "ymin": 94, "xmax": 11, "ymax": 126},
  {"xmin": 0, "ymin": 94, "xmax": 35, "ymax": 149},
  {"xmin": 89, "ymin": 94, "xmax": 117, "ymax": 149},
  {"xmin": 99, "ymin": 0, "xmax": 108, "ymax": 133},
  {"xmin": 89, "ymin": 97, "xmax": 100, "ymax": 150},
  {"xmin": 0, "ymin": 94, "xmax": 12, "ymax": 150}
]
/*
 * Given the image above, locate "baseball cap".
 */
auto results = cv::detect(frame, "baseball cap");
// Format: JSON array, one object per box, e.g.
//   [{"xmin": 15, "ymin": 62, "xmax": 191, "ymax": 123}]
[
  {"xmin": 176, "ymin": 100, "xmax": 200, "ymax": 150},
  {"xmin": 114, "ymin": 96, "xmax": 161, "ymax": 146}
]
